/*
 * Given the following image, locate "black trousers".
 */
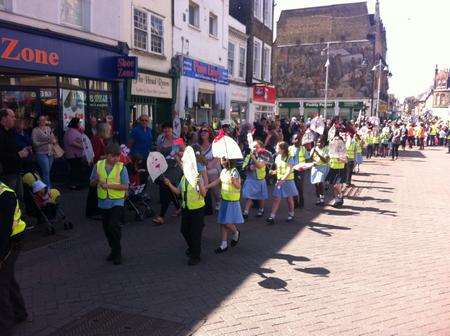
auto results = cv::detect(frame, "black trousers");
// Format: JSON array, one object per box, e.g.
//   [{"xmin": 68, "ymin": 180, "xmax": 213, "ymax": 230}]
[
  {"xmin": 345, "ymin": 161, "xmax": 355, "ymax": 185},
  {"xmin": 85, "ymin": 186, "xmax": 100, "ymax": 218},
  {"xmin": 391, "ymin": 144, "xmax": 400, "ymax": 159},
  {"xmin": 181, "ymin": 207, "xmax": 205, "ymax": 259},
  {"xmin": 366, "ymin": 145, "xmax": 373, "ymax": 159},
  {"xmin": 294, "ymin": 171, "xmax": 305, "ymax": 208},
  {"xmin": 101, "ymin": 206, "xmax": 123, "ymax": 258},
  {"xmin": 67, "ymin": 158, "xmax": 85, "ymax": 187},
  {"xmin": 158, "ymin": 183, "xmax": 180, "ymax": 217},
  {"xmin": 0, "ymin": 243, "xmax": 27, "ymax": 336}
]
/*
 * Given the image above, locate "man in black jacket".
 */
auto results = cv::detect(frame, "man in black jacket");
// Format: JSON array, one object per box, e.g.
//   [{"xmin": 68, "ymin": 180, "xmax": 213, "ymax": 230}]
[{"xmin": 0, "ymin": 108, "xmax": 31, "ymax": 197}]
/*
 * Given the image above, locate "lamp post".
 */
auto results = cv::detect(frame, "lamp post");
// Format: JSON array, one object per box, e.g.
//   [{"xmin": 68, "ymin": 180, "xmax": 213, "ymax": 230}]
[
  {"xmin": 372, "ymin": 59, "xmax": 390, "ymax": 118},
  {"xmin": 322, "ymin": 42, "xmax": 330, "ymax": 120}
]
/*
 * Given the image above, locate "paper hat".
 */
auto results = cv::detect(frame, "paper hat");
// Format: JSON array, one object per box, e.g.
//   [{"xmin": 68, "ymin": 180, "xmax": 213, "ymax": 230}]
[{"xmin": 32, "ymin": 180, "xmax": 47, "ymax": 193}]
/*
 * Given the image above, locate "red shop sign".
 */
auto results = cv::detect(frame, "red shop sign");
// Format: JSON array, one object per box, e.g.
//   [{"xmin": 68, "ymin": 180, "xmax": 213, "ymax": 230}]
[{"xmin": 253, "ymin": 84, "xmax": 276, "ymax": 104}]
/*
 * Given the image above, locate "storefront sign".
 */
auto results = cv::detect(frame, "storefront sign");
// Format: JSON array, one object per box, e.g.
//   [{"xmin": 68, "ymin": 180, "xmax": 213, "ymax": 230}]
[
  {"xmin": 116, "ymin": 56, "xmax": 138, "ymax": 79},
  {"xmin": 278, "ymin": 102, "xmax": 300, "ymax": 108},
  {"xmin": 253, "ymin": 84, "xmax": 276, "ymax": 104},
  {"xmin": 183, "ymin": 57, "xmax": 229, "ymax": 85},
  {"xmin": 303, "ymin": 102, "xmax": 335, "ymax": 108},
  {"xmin": 131, "ymin": 73, "xmax": 172, "ymax": 99},
  {"xmin": 0, "ymin": 27, "xmax": 126, "ymax": 80},
  {"xmin": 338, "ymin": 101, "xmax": 363, "ymax": 108}
]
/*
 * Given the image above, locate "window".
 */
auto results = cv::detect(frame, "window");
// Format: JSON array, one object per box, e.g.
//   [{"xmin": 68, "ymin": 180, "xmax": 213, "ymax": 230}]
[
  {"xmin": 262, "ymin": 44, "xmax": 272, "ymax": 82},
  {"xmin": 133, "ymin": 8, "xmax": 165, "ymax": 55},
  {"xmin": 253, "ymin": 38, "xmax": 262, "ymax": 79},
  {"xmin": 239, "ymin": 46, "xmax": 246, "ymax": 79},
  {"xmin": 60, "ymin": 0, "xmax": 84, "ymax": 28},
  {"xmin": 151, "ymin": 15, "xmax": 164, "ymax": 54},
  {"xmin": 254, "ymin": 0, "xmax": 263, "ymax": 22},
  {"xmin": 189, "ymin": 1, "xmax": 200, "ymax": 28},
  {"xmin": 0, "ymin": 0, "xmax": 5, "ymax": 10},
  {"xmin": 263, "ymin": 0, "xmax": 273, "ymax": 28},
  {"xmin": 228, "ymin": 42, "xmax": 235, "ymax": 76},
  {"xmin": 134, "ymin": 8, "xmax": 148, "ymax": 50},
  {"xmin": 209, "ymin": 13, "xmax": 218, "ymax": 37}
]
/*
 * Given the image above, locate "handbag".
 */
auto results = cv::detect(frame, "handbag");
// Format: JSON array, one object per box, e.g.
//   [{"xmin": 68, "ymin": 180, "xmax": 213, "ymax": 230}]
[{"xmin": 52, "ymin": 143, "xmax": 65, "ymax": 158}]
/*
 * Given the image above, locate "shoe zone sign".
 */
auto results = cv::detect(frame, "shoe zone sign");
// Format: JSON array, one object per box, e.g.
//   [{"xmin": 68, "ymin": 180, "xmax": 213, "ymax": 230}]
[
  {"xmin": 0, "ymin": 26, "xmax": 126, "ymax": 81},
  {"xmin": 182, "ymin": 56, "xmax": 229, "ymax": 85}
]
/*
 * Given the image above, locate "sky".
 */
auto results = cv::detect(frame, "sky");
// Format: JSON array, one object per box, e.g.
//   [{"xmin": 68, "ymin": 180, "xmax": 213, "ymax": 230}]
[{"xmin": 274, "ymin": 0, "xmax": 450, "ymax": 101}]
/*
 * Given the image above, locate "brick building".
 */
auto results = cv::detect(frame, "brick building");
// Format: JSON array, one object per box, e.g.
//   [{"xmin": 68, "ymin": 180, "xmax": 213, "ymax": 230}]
[{"xmin": 273, "ymin": 1, "xmax": 389, "ymax": 121}]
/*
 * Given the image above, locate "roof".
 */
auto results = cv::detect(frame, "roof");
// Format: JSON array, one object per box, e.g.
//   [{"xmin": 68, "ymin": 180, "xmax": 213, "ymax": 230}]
[{"xmin": 279, "ymin": 2, "xmax": 368, "ymax": 20}]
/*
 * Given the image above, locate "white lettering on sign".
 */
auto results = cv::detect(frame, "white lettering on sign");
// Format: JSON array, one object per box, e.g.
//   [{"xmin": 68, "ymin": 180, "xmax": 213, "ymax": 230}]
[{"xmin": 131, "ymin": 73, "xmax": 172, "ymax": 99}]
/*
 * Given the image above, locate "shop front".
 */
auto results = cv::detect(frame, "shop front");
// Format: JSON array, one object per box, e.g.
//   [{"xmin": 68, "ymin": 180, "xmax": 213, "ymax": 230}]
[
  {"xmin": 0, "ymin": 22, "xmax": 128, "ymax": 140},
  {"xmin": 278, "ymin": 102, "xmax": 300, "ymax": 120},
  {"xmin": 338, "ymin": 101, "xmax": 364, "ymax": 121},
  {"xmin": 128, "ymin": 71, "xmax": 173, "ymax": 132},
  {"xmin": 249, "ymin": 84, "xmax": 276, "ymax": 124},
  {"xmin": 303, "ymin": 102, "xmax": 335, "ymax": 120},
  {"xmin": 175, "ymin": 55, "xmax": 229, "ymax": 124},
  {"xmin": 230, "ymin": 83, "xmax": 249, "ymax": 124}
]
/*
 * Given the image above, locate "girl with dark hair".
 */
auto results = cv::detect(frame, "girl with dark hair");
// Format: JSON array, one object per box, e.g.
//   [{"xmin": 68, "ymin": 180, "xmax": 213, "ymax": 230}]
[
  {"xmin": 266, "ymin": 141, "xmax": 298, "ymax": 224},
  {"xmin": 207, "ymin": 158, "xmax": 243, "ymax": 254}
]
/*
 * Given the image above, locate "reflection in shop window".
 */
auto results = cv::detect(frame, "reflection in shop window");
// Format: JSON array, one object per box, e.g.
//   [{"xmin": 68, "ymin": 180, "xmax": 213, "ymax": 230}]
[
  {"xmin": 61, "ymin": 89, "xmax": 86, "ymax": 129},
  {"xmin": 89, "ymin": 92, "xmax": 111, "ymax": 122},
  {"xmin": 59, "ymin": 77, "xmax": 87, "ymax": 89},
  {"xmin": 39, "ymin": 89, "xmax": 59, "ymax": 132},
  {"xmin": 1, "ymin": 90, "xmax": 38, "ymax": 121},
  {"xmin": 89, "ymin": 80, "xmax": 112, "ymax": 91}
]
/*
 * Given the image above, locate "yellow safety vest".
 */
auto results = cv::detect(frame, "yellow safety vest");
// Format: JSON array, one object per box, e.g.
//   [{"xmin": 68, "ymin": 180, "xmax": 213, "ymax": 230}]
[
  {"xmin": 346, "ymin": 141, "xmax": 356, "ymax": 160},
  {"xmin": 180, "ymin": 176, "xmax": 205, "ymax": 210},
  {"xmin": 221, "ymin": 168, "xmax": 241, "ymax": 201},
  {"xmin": 276, "ymin": 155, "xmax": 294, "ymax": 181},
  {"xmin": 355, "ymin": 140, "xmax": 363, "ymax": 154},
  {"xmin": 0, "ymin": 183, "xmax": 26, "ymax": 237},
  {"xmin": 373, "ymin": 135, "xmax": 380, "ymax": 144},
  {"xmin": 289, "ymin": 145, "xmax": 307, "ymax": 164},
  {"xmin": 96, "ymin": 160, "xmax": 126, "ymax": 200},
  {"xmin": 242, "ymin": 154, "xmax": 266, "ymax": 180},
  {"xmin": 312, "ymin": 147, "xmax": 328, "ymax": 166},
  {"xmin": 366, "ymin": 135, "xmax": 374, "ymax": 145},
  {"xmin": 329, "ymin": 158, "xmax": 345, "ymax": 170}
]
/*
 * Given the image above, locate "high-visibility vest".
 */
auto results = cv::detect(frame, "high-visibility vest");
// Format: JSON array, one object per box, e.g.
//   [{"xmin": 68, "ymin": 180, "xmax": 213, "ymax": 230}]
[
  {"xmin": 96, "ymin": 160, "xmax": 126, "ymax": 200},
  {"xmin": 242, "ymin": 154, "xmax": 266, "ymax": 180},
  {"xmin": 312, "ymin": 146, "xmax": 328, "ymax": 166},
  {"xmin": 180, "ymin": 176, "xmax": 205, "ymax": 210},
  {"xmin": 221, "ymin": 168, "xmax": 241, "ymax": 201},
  {"xmin": 276, "ymin": 155, "xmax": 294, "ymax": 180},
  {"xmin": 366, "ymin": 135, "xmax": 374, "ymax": 145},
  {"xmin": 289, "ymin": 145, "xmax": 307, "ymax": 164},
  {"xmin": 373, "ymin": 135, "xmax": 380, "ymax": 144},
  {"xmin": 355, "ymin": 140, "xmax": 363, "ymax": 154},
  {"xmin": 329, "ymin": 158, "xmax": 345, "ymax": 170},
  {"xmin": 0, "ymin": 183, "xmax": 26, "ymax": 237},
  {"xmin": 346, "ymin": 141, "xmax": 356, "ymax": 160}
]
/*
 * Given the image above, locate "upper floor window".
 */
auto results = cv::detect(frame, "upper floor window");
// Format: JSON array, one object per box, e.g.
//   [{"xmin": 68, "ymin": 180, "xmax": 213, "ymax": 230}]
[
  {"xmin": 189, "ymin": 1, "xmax": 200, "ymax": 28},
  {"xmin": 228, "ymin": 42, "xmax": 235, "ymax": 76},
  {"xmin": 0, "ymin": 0, "xmax": 6, "ymax": 10},
  {"xmin": 60, "ymin": 0, "xmax": 84, "ymax": 28},
  {"xmin": 263, "ymin": 0, "xmax": 273, "ymax": 28},
  {"xmin": 253, "ymin": 38, "xmax": 262, "ymax": 79},
  {"xmin": 262, "ymin": 44, "xmax": 271, "ymax": 82},
  {"xmin": 239, "ymin": 46, "xmax": 246, "ymax": 79},
  {"xmin": 254, "ymin": 0, "xmax": 263, "ymax": 22},
  {"xmin": 209, "ymin": 13, "xmax": 218, "ymax": 37},
  {"xmin": 133, "ymin": 8, "xmax": 165, "ymax": 55}
]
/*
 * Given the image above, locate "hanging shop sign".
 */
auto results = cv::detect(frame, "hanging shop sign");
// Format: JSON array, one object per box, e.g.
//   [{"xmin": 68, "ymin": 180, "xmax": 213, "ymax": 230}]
[
  {"xmin": 253, "ymin": 84, "xmax": 276, "ymax": 104},
  {"xmin": 278, "ymin": 102, "xmax": 300, "ymax": 108},
  {"xmin": 338, "ymin": 101, "xmax": 364, "ymax": 108},
  {"xmin": 303, "ymin": 102, "xmax": 335, "ymax": 108},
  {"xmin": 182, "ymin": 57, "xmax": 229, "ymax": 85},
  {"xmin": 131, "ymin": 73, "xmax": 172, "ymax": 99},
  {"xmin": 116, "ymin": 56, "xmax": 138, "ymax": 79}
]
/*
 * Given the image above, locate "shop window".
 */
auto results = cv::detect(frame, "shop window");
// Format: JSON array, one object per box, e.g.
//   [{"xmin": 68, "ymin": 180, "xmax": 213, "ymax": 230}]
[
  {"xmin": 151, "ymin": 15, "xmax": 164, "ymax": 54},
  {"xmin": 262, "ymin": 44, "xmax": 271, "ymax": 82},
  {"xmin": 39, "ymin": 89, "xmax": 59, "ymax": 132},
  {"xmin": 88, "ymin": 91, "xmax": 112, "ymax": 122},
  {"xmin": 89, "ymin": 80, "xmax": 112, "ymax": 91},
  {"xmin": 253, "ymin": 38, "xmax": 262, "ymax": 79},
  {"xmin": 60, "ymin": 0, "xmax": 86, "ymax": 29},
  {"xmin": 228, "ymin": 42, "xmax": 235, "ymax": 76},
  {"xmin": 239, "ymin": 46, "xmax": 246, "ymax": 79},
  {"xmin": 0, "ymin": 90, "xmax": 38, "ymax": 122},
  {"xmin": 61, "ymin": 89, "xmax": 86, "ymax": 129},
  {"xmin": 59, "ymin": 77, "xmax": 87, "ymax": 89},
  {"xmin": 263, "ymin": 0, "xmax": 273, "ymax": 28},
  {"xmin": 134, "ymin": 8, "xmax": 148, "ymax": 50},
  {"xmin": 209, "ymin": 13, "xmax": 218, "ymax": 37},
  {"xmin": 189, "ymin": 1, "xmax": 200, "ymax": 28}
]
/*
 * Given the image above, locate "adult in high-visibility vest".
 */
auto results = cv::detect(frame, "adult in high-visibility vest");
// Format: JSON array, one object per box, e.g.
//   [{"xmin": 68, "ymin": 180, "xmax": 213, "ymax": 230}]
[
  {"xmin": 289, "ymin": 134, "xmax": 311, "ymax": 209},
  {"xmin": 242, "ymin": 140, "xmax": 268, "ymax": 219},
  {"xmin": 207, "ymin": 158, "xmax": 243, "ymax": 254},
  {"xmin": 0, "ymin": 181, "xmax": 27, "ymax": 335},
  {"xmin": 267, "ymin": 141, "xmax": 298, "ymax": 224},
  {"xmin": 90, "ymin": 143, "xmax": 129, "ymax": 265},
  {"xmin": 164, "ymin": 170, "xmax": 207, "ymax": 266},
  {"xmin": 365, "ymin": 130, "xmax": 375, "ymax": 159}
]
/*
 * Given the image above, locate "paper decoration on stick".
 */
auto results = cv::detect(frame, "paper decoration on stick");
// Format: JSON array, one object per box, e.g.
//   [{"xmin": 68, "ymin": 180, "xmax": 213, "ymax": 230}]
[
  {"xmin": 293, "ymin": 162, "xmax": 315, "ymax": 171},
  {"xmin": 182, "ymin": 146, "xmax": 198, "ymax": 187},
  {"xmin": 310, "ymin": 116, "xmax": 325, "ymax": 135},
  {"xmin": 212, "ymin": 134, "xmax": 243, "ymax": 159},
  {"xmin": 147, "ymin": 152, "xmax": 168, "ymax": 182},
  {"xmin": 302, "ymin": 129, "xmax": 315, "ymax": 145},
  {"xmin": 329, "ymin": 138, "xmax": 347, "ymax": 160},
  {"xmin": 327, "ymin": 125, "xmax": 337, "ymax": 143},
  {"xmin": 247, "ymin": 132, "xmax": 254, "ymax": 146}
]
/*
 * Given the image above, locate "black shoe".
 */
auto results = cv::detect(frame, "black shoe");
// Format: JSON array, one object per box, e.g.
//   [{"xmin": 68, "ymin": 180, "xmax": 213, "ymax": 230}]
[
  {"xmin": 230, "ymin": 230, "xmax": 240, "ymax": 247},
  {"xmin": 214, "ymin": 246, "xmax": 228, "ymax": 254},
  {"xmin": 242, "ymin": 212, "xmax": 248, "ymax": 220},
  {"xmin": 106, "ymin": 253, "xmax": 114, "ymax": 261},
  {"xmin": 185, "ymin": 248, "xmax": 191, "ymax": 256},
  {"xmin": 266, "ymin": 217, "xmax": 275, "ymax": 225},
  {"xmin": 113, "ymin": 256, "xmax": 122, "ymax": 265},
  {"xmin": 188, "ymin": 257, "xmax": 201, "ymax": 266}
]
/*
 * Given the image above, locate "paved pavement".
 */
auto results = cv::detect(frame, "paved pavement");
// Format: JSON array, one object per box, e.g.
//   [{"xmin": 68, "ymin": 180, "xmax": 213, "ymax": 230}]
[{"xmin": 13, "ymin": 147, "xmax": 450, "ymax": 336}]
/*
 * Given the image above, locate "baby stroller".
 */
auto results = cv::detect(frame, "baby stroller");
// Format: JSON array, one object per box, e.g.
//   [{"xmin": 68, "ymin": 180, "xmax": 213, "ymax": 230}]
[
  {"xmin": 125, "ymin": 164, "xmax": 154, "ymax": 222},
  {"xmin": 22, "ymin": 173, "xmax": 73, "ymax": 235}
]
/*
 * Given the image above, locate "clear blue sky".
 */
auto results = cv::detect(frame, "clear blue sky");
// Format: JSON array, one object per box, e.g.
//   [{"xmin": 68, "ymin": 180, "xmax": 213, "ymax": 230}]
[{"xmin": 275, "ymin": 0, "xmax": 450, "ymax": 101}]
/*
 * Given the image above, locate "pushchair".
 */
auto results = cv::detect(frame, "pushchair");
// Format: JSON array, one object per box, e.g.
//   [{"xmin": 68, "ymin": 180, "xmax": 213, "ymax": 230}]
[
  {"xmin": 22, "ymin": 172, "xmax": 73, "ymax": 235},
  {"xmin": 125, "ymin": 169, "xmax": 154, "ymax": 222}
]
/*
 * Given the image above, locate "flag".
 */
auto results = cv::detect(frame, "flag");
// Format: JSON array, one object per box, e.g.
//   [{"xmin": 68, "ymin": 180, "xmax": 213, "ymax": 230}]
[{"xmin": 214, "ymin": 129, "xmax": 225, "ymax": 143}]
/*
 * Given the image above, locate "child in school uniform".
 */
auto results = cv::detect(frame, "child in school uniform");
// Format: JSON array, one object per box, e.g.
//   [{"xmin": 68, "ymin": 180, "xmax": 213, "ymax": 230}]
[
  {"xmin": 354, "ymin": 133, "xmax": 364, "ymax": 173},
  {"xmin": 242, "ymin": 140, "xmax": 268, "ymax": 219},
  {"xmin": 266, "ymin": 141, "xmax": 298, "ymax": 224},
  {"xmin": 207, "ymin": 158, "xmax": 243, "ymax": 254},
  {"xmin": 310, "ymin": 137, "xmax": 329, "ymax": 206}
]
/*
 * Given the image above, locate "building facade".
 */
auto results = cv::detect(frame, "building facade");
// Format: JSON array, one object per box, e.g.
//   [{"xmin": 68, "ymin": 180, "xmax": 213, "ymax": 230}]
[
  {"xmin": 0, "ymin": 0, "xmax": 130, "ymax": 141},
  {"xmin": 273, "ymin": 1, "xmax": 389, "ymax": 121},
  {"xmin": 230, "ymin": 0, "xmax": 276, "ymax": 123},
  {"xmin": 172, "ymin": 0, "xmax": 231, "ymax": 124}
]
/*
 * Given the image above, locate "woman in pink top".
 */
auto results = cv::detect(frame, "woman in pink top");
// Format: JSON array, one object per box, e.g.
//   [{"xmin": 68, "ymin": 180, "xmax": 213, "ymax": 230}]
[{"xmin": 63, "ymin": 118, "xmax": 84, "ymax": 190}]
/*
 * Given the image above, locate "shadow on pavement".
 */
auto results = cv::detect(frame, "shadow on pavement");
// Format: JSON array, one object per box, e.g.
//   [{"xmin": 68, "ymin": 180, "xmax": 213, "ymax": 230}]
[{"xmin": 296, "ymin": 267, "xmax": 330, "ymax": 278}]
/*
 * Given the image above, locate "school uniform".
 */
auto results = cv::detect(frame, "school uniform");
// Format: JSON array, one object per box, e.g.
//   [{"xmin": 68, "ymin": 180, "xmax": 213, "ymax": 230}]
[
  {"xmin": 310, "ymin": 146, "xmax": 329, "ymax": 184},
  {"xmin": 327, "ymin": 157, "xmax": 346, "ymax": 186},
  {"xmin": 242, "ymin": 154, "xmax": 268, "ymax": 201},
  {"xmin": 345, "ymin": 140, "xmax": 357, "ymax": 185},
  {"xmin": 272, "ymin": 155, "xmax": 298, "ymax": 198},
  {"xmin": 218, "ymin": 168, "xmax": 244, "ymax": 224},
  {"xmin": 355, "ymin": 140, "xmax": 364, "ymax": 165},
  {"xmin": 289, "ymin": 145, "xmax": 309, "ymax": 208}
]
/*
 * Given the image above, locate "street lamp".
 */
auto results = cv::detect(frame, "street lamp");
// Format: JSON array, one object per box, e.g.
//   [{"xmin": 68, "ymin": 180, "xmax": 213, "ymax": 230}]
[
  {"xmin": 321, "ymin": 42, "xmax": 330, "ymax": 120},
  {"xmin": 372, "ymin": 59, "xmax": 391, "ymax": 118}
]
